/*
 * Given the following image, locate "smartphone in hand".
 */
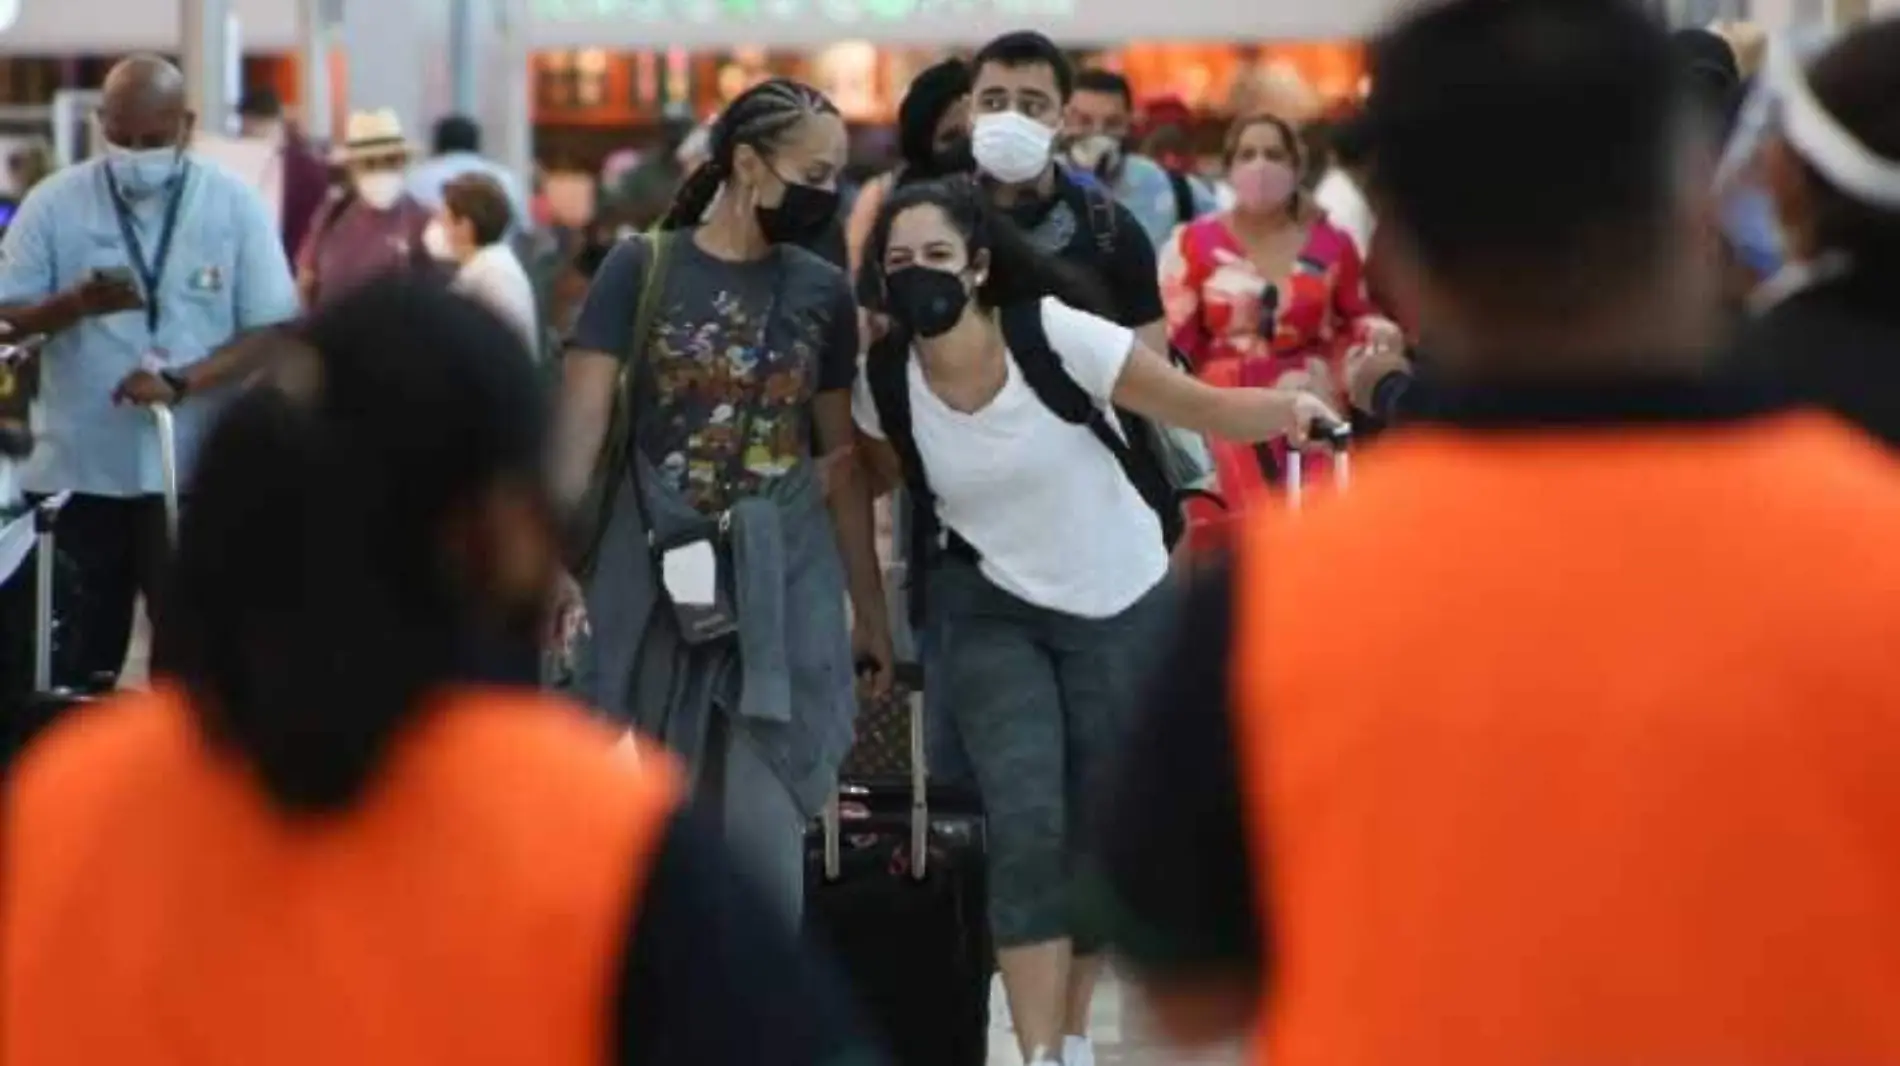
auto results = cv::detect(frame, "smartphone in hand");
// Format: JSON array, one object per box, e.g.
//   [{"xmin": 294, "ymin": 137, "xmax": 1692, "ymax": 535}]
[{"xmin": 79, "ymin": 266, "xmax": 146, "ymax": 315}]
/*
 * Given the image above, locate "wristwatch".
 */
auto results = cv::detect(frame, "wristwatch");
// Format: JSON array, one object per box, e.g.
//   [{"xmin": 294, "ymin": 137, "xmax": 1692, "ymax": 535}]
[{"xmin": 158, "ymin": 368, "xmax": 190, "ymax": 400}]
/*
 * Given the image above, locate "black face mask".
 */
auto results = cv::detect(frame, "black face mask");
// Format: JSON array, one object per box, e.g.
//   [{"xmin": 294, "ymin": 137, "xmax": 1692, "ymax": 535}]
[
  {"xmin": 884, "ymin": 266, "xmax": 971, "ymax": 339},
  {"xmin": 757, "ymin": 177, "xmax": 840, "ymax": 247}
]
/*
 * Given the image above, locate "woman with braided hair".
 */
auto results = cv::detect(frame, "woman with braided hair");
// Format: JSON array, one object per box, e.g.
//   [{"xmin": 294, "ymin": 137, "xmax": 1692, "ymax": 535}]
[{"xmin": 554, "ymin": 78, "xmax": 890, "ymax": 924}]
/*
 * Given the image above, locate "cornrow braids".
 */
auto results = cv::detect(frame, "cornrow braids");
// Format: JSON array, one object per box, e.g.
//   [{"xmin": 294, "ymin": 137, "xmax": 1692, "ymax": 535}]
[{"xmin": 660, "ymin": 77, "xmax": 840, "ymax": 231}]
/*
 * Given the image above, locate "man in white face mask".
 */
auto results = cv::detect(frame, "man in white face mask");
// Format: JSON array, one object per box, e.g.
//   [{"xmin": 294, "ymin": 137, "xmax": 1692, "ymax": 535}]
[
  {"xmin": 1063, "ymin": 68, "xmax": 1217, "ymax": 251},
  {"xmin": 0, "ymin": 53, "xmax": 298, "ymax": 693},
  {"xmin": 966, "ymin": 31, "xmax": 1170, "ymax": 357},
  {"xmin": 294, "ymin": 109, "xmax": 437, "ymax": 308}
]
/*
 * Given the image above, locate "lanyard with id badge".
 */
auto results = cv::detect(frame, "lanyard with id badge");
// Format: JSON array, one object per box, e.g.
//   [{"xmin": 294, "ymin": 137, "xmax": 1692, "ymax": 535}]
[
  {"xmin": 103, "ymin": 163, "xmax": 190, "ymax": 372},
  {"xmin": 627, "ymin": 246, "xmax": 786, "ymax": 647}
]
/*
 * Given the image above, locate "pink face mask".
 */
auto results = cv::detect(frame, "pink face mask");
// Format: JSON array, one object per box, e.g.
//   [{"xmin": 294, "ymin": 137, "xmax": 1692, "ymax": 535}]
[{"xmin": 1230, "ymin": 158, "xmax": 1296, "ymax": 212}]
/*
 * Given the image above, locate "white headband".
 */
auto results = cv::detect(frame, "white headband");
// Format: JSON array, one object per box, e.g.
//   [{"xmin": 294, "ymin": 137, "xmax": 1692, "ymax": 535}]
[{"xmin": 1765, "ymin": 34, "xmax": 1900, "ymax": 210}]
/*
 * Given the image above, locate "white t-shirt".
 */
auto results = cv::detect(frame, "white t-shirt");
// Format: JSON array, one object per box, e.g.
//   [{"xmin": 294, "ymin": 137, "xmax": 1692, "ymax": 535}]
[
  {"xmin": 853, "ymin": 296, "xmax": 1168, "ymax": 620},
  {"xmin": 453, "ymin": 243, "xmax": 541, "ymax": 359},
  {"xmin": 1314, "ymin": 168, "xmax": 1375, "ymax": 259}
]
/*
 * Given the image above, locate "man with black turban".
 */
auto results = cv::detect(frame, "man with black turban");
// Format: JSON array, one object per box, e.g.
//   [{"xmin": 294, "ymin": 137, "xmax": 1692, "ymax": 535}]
[{"xmin": 845, "ymin": 58, "xmax": 973, "ymax": 271}]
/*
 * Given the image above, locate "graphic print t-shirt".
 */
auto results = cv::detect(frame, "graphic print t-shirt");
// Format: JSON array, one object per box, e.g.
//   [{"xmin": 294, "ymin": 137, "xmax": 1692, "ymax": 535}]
[{"xmin": 569, "ymin": 233, "xmax": 858, "ymax": 513}]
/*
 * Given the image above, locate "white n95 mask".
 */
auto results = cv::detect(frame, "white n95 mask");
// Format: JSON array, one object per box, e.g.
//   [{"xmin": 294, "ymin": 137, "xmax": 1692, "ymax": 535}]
[
  {"xmin": 356, "ymin": 172, "xmax": 405, "ymax": 211},
  {"xmin": 973, "ymin": 112, "xmax": 1056, "ymax": 185}
]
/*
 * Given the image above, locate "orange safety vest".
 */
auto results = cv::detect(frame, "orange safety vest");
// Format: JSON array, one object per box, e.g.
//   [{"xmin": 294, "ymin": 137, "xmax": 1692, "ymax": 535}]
[
  {"xmin": 3, "ymin": 686, "xmax": 683, "ymax": 1066},
  {"xmin": 1232, "ymin": 412, "xmax": 1900, "ymax": 1066}
]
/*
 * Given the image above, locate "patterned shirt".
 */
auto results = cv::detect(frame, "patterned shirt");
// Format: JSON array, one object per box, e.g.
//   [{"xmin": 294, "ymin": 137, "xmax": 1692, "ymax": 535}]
[
  {"xmin": 570, "ymin": 233, "xmax": 858, "ymax": 513},
  {"xmin": 1160, "ymin": 212, "xmax": 1385, "ymax": 404}
]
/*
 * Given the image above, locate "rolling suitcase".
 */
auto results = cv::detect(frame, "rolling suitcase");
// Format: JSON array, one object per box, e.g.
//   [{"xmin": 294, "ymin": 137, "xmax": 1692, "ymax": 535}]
[
  {"xmin": 3, "ymin": 405, "xmax": 180, "ymax": 772},
  {"xmin": 804, "ymin": 662, "xmax": 992, "ymax": 1066}
]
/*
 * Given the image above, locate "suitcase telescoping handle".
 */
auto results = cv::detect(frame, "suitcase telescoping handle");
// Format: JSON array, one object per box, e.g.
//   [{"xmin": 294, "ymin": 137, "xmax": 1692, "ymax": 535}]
[
  {"xmin": 151, "ymin": 403, "xmax": 180, "ymax": 545},
  {"xmin": 31, "ymin": 491, "xmax": 72, "ymax": 693},
  {"xmin": 823, "ymin": 661, "xmax": 930, "ymax": 883},
  {"xmin": 1285, "ymin": 417, "xmax": 1351, "ymax": 509}
]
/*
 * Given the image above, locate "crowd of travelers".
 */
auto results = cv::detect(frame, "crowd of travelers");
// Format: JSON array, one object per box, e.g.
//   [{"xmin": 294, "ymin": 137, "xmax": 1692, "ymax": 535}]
[{"xmin": 8, "ymin": 0, "xmax": 1900, "ymax": 1064}]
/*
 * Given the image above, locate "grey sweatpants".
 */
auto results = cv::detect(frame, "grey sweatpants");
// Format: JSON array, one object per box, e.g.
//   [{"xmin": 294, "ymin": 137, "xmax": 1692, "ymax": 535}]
[{"xmin": 931, "ymin": 558, "xmax": 1176, "ymax": 949}]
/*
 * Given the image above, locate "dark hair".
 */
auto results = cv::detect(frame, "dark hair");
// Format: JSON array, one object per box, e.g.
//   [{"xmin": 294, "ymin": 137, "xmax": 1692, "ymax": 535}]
[
  {"xmin": 1327, "ymin": 111, "xmax": 1375, "ymax": 170},
  {"xmin": 1365, "ymin": 0, "xmax": 1688, "ymax": 313},
  {"xmin": 660, "ymin": 77, "xmax": 839, "ymax": 231},
  {"xmin": 433, "ymin": 114, "xmax": 481, "ymax": 155},
  {"xmin": 1798, "ymin": 19, "xmax": 1900, "ymax": 286},
  {"xmin": 897, "ymin": 59, "xmax": 972, "ymax": 171},
  {"xmin": 237, "ymin": 87, "xmax": 282, "ymax": 120},
  {"xmin": 1671, "ymin": 29, "xmax": 1742, "ymax": 137},
  {"xmin": 859, "ymin": 174, "xmax": 1109, "ymax": 318},
  {"xmin": 1142, "ymin": 123, "xmax": 1192, "ymax": 159},
  {"xmin": 152, "ymin": 280, "xmax": 548, "ymax": 814},
  {"xmin": 971, "ymin": 31, "xmax": 1074, "ymax": 102},
  {"xmin": 443, "ymin": 172, "xmax": 514, "ymax": 246},
  {"xmin": 1074, "ymin": 69, "xmax": 1133, "ymax": 110}
]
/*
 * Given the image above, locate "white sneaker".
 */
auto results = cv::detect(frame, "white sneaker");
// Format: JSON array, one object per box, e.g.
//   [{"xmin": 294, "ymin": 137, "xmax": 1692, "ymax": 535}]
[
  {"xmin": 1028, "ymin": 1045, "xmax": 1062, "ymax": 1065},
  {"xmin": 1062, "ymin": 1035, "xmax": 1096, "ymax": 1066}
]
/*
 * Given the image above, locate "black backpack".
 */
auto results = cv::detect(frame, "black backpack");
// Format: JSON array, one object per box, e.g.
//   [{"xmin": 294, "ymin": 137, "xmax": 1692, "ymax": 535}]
[{"xmin": 868, "ymin": 299, "xmax": 1185, "ymax": 624}]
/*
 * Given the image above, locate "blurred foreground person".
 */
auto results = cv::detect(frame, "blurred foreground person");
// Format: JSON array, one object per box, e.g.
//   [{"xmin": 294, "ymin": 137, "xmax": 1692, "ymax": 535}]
[
  {"xmin": 1732, "ymin": 17, "xmax": 1900, "ymax": 446},
  {"xmin": 1086, "ymin": 1, "xmax": 1900, "ymax": 1063},
  {"xmin": 3, "ymin": 281, "xmax": 883, "ymax": 1066}
]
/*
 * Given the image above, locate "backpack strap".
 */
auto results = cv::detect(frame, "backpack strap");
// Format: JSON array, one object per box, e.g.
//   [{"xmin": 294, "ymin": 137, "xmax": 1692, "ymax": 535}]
[
  {"xmin": 865, "ymin": 327, "xmax": 945, "ymax": 627},
  {"xmin": 571, "ymin": 231, "xmax": 673, "ymax": 578},
  {"xmin": 313, "ymin": 186, "xmax": 356, "ymax": 243},
  {"xmin": 1002, "ymin": 299, "xmax": 1186, "ymax": 547},
  {"xmin": 1166, "ymin": 169, "xmax": 1198, "ymax": 226},
  {"xmin": 1079, "ymin": 183, "xmax": 1120, "ymax": 259},
  {"xmin": 866, "ymin": 330, "xmax": 923, "ymax": 497},
  {"xmin": 1000, "ymin": 300, "xmax": 1142, "ymax": 478}
]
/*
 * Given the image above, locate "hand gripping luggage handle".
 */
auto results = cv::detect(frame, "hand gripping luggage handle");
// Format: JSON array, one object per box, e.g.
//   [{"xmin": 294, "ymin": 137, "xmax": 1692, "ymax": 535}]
[
  {"xmin": 823, "ymin": 662, "xmax": 930, "ymax": 883},
  {"xmin": 151, "ymin": 404, "xmax": 180, "ymax": 545},
  {"xmin": 1286, "ymin": 418, "xmax": 1351, "ymax": 508}
]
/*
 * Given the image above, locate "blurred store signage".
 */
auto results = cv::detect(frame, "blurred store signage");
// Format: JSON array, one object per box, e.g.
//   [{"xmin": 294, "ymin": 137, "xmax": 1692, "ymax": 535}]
[
  {"xmin": 526, "ymin": 0, "xmax": 1381, "ymax": 46},
  {"xmin": 536, "ymin": 0, "xmax": 1075, "ymax": 15}
]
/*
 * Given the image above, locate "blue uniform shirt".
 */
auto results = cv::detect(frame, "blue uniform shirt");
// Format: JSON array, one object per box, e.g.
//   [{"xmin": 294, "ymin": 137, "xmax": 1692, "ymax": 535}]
[
  {"xmin": 0, "ymin": 155, "xmax": 300, "ymax": 497},
  {"xmin": 1111, "ymin": 154, "xmax": 1217, "ymax": 251}
]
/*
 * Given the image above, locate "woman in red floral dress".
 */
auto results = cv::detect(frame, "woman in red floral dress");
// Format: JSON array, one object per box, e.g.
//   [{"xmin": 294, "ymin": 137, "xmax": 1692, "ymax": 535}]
[{"xmin": 1159, "ymin": 113, "xmax": 1401, "ymax": 480}]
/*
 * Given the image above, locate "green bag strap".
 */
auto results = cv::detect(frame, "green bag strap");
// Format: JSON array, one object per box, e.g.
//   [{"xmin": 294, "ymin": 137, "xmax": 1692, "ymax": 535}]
[{"xmin": 573, "ymin": 230, "xmax": 674, "ymax": 579}]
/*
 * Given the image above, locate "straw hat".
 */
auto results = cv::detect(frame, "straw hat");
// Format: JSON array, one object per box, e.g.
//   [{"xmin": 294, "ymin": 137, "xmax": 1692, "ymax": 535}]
[{"xmin": 333, "ymin": 108, "xmax": 412, "ymax": 165}]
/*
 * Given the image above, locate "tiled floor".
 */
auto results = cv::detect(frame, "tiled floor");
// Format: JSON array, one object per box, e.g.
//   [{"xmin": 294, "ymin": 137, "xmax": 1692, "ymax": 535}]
[{"xmin": 985, "ymin": 975, "xmax": 1240, "ymax": 1065}]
